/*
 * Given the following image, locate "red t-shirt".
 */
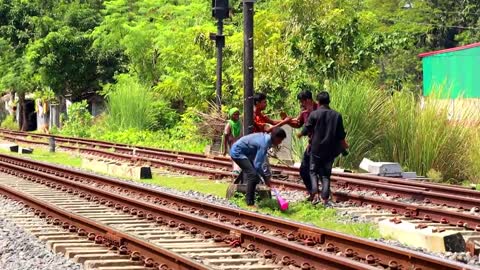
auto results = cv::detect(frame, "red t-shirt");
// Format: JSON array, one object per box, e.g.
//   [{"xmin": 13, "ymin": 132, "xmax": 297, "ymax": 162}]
[
  {"xmin": 297, "ymin": 103, "xmax": 318, "ymax": 133},
  {"xmin": 298, "ymin": 103, "xmax": 318, "ymax": 148},
  {"xmin": 253, "ymin": 110, "xmax": 271, "ymax": 133}
]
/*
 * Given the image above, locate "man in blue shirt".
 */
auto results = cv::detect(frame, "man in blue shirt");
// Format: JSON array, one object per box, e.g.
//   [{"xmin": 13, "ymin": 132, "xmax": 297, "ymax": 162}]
[{"xmin": 230, "ymin": 128, "xmax": 287, "ymax": 206}]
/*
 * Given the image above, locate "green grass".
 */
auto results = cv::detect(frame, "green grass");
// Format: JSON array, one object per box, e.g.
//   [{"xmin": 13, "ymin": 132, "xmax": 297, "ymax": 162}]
[
  {"xmin": 137, "ymin": 175, "xmax": 229, "ymax": 198},
  {"xmin": 0, "ymin": 148, "xmax": 379, "ymax": 238},
  {"xmin": 231, "ymin": 195, "xmax": 380, "ymax": 239},
  {"xmin": 0, "ymin": 147, "xmax": 82, "ymax": 167}
]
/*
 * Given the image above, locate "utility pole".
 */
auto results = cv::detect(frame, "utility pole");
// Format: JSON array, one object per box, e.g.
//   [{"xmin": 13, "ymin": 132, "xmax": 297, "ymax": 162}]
[
  {"xmin": 211, "ymin": 0, "xmax": 229, "ymax": 111},
  {"xmin": 243, "ymin": 0, "xmax": 255, "ymax": 135}
]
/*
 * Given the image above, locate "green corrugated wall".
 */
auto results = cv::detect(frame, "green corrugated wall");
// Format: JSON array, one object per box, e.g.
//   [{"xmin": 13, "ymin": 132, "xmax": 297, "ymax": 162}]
[{"xmin": 422, "ymin": 46, "xmax": 480, "ymax": 98}]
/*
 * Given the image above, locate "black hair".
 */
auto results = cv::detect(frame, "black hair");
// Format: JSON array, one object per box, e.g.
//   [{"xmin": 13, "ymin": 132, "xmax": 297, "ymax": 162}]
[
  {"xmin": 253, "ymin": 93, "xmax": 267, "ymax": 105},
  {"xmin": 297, "ymin": 90, "xmax": 313, "ymax": 101},
  {"xmin": 271, "ymin": 127, "xmax": 287, "ymax": 140},
  {"xmin": 317, "ymin": 91, "xmax": 331, "ymax": 105}
]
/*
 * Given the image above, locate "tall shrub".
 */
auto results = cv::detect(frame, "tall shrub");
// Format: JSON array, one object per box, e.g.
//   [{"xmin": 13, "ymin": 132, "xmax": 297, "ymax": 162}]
[
  {"xmin": 105, "ymin": 75, "xmax": 156, "ymax": 131},
  {"xmin": 327, "ymin": 77, "xmax": 389, "ymax": 168},
  {"xmin": 380, "ymin": 90, "xmax": 473, "ymax": 182}
]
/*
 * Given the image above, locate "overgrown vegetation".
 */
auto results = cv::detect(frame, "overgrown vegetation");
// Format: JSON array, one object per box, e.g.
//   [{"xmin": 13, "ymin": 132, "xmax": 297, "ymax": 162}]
[
  {"xmin": 379, "ymin": 90, "xmax": 477, "ymax": 182},
  {"xmin": 0, "ymin": 0, "xmax": 479, "ymax": 183},
  {"xmin": 0, "ymin": 115, "xmax": 18, "ymax": 130},
  {"xmin": 104, "ymin": 75, "xmax": 158, "ymax": 131},
  {"xmin": 61, "ymin": 101, "xmax": 93, "ymax": 138}
]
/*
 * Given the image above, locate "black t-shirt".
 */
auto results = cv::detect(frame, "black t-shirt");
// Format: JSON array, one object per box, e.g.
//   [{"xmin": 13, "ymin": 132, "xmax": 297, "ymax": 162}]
[{"xmin": 301, "ymin": 106, "xmax": 346, "ymax": 161}]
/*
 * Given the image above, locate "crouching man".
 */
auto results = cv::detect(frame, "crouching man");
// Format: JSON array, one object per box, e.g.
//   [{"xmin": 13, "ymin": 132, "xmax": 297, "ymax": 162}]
[{"xmin": 230, "ymin": 128, "xmax": 287, "ymax": 207}]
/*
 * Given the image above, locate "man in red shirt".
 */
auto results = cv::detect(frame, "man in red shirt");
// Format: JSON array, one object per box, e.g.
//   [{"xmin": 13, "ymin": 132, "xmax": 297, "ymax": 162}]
[
  {"xmin": 251, "ymin": 93, "xmax": 291, "ymax": 184},
  {"xmin": 253, "ymin": 93, "xmax": 291, "ymax": 133},
  {"xmin": 285, "ymin": 91, "xmax": 318, "ymax": 201}
]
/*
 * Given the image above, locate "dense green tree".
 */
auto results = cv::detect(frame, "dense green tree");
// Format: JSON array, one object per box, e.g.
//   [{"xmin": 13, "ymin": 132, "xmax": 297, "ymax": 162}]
[{"xmin": 1, "ymin": 0, "xmax": 479, "ymax": 120}]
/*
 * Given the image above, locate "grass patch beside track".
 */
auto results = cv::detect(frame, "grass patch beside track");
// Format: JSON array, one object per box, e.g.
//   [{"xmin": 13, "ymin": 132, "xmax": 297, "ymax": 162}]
[
  {"xmin": 0, "ymin": 147, "xmax": 82, "ymax": 167},
  {"xmin": 138, "ymin": 175, "xmax": 229, "ymax": 198},
  {"xmin": 0, "ymin": 147, "xmax": 380, "ymax": 238},
  {"xmin": 232, "ymin": 196, "xmax": 380, "ymax": 239}
]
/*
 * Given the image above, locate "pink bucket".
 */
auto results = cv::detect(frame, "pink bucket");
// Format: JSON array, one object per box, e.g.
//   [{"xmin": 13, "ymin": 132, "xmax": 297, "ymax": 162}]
[{"xmin": 272, "ymin": 188, "xmax": 289, "ymax": 211}]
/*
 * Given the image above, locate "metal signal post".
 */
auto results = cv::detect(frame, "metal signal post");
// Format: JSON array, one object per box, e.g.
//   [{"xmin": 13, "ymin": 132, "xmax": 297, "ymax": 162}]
[
  {"xmin": 243, "ymin": 0, "xmax": 255, "ymax": 135},
  {"xmin": 211, "ymin": 0, "xmax": 229, "ymax": 111}
]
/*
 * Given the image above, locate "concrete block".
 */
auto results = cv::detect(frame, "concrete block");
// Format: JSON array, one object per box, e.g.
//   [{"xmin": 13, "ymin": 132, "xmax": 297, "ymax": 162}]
[
  {"xmin": 379, "ymin": 219, "xmax": 466, "ymax": 252},
  {"xmin": 81, "ymin": 159, "xmax": 151, "ymax": 180},
  {"xmin": 359, "ymin": 158, "xmax": 403, "ymax": 177},
  {"xmin": 19, "ymin": 147, "xmax": 33, "ymax": 154},
  {"xmin": 0, "ymin": 143, "xmax": 18, "ymax": 152},
  {"xmin": 402, "ymin": 172, "xmax": 418, "ymax": 179}
]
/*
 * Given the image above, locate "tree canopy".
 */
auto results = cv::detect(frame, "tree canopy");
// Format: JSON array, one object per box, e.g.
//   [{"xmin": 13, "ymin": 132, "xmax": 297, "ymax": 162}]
[{"xmin": 0, "ymin": 0, "xmax": 478, "ymax": 110}]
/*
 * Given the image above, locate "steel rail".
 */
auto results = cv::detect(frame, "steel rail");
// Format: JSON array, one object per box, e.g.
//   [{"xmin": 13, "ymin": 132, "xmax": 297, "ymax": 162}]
[
  {"xmin": 1, "ymin": 129, "xmax": 478, "ymax": 199},
  {"xmin": 0, "ymin": 154, "xmax": 474, "ymax": 270},
  {"xmin": 3, "ymin": 133, "xmax": 480, "ymax": 214},
  {"xmin": 2, "ymin": 132, "xmax": 480, "ymax": 222},
  {"xmin": 0, "ymin": 160, "xmax": 381, "ymax": 270},
  {"xmin": 0, "ymin": 183, "xmax": 212, "ymax": 270}
]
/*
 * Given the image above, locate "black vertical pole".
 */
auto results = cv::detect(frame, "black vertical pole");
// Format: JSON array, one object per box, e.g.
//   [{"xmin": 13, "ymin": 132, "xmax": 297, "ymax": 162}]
[
  {"xmin": 215, "ymin": 19, "xmax": 224, "ymax": 111},
  {"xmin": 243, "ymin": 0, "xmax": 254, "ymax": 135}
]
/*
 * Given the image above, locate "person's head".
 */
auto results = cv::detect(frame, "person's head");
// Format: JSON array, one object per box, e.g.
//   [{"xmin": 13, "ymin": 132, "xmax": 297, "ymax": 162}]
[
  {"xmin": 270, "ymin": 127, "xmax": 287, "ymax": 146},
  {"xmin": 297, "ymin": 90, "xmax": 314, "ymax": 109},
  {"xmin": 317, "ymin": 91, "xmax": 331, "ymax": 106},
  {"xmin": 253, "ymin": 93, "xmax": 267, "ymax": 110},
  {"xmin": 228, "ymin": 107, "xmax": 240, "ymax": 122}
]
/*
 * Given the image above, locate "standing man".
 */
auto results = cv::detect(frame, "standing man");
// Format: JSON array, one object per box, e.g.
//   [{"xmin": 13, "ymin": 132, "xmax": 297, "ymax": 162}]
[
  {"xmin": 286, "ymin": 91, "xmax": 318, "ymax": 201},
  {"xmin": 253, "ymin": 93, "xmax": 291, "ymax": 133},
  {"xmin": 222, "ymin": 107, "xmax": 243, "ymax": 176},
  {"xmin": 230, "ymin": 128, "xmax": 287, "ymax": 207},
  {"xmin": 299, "ymin": 91, "xmax": 348, "ymax": 206}
]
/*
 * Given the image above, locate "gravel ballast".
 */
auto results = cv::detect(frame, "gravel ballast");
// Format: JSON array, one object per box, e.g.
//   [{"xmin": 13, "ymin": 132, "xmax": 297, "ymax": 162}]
[{"xmin": 0, "ymin": 197, "xmax": 82, "ymax": 270}]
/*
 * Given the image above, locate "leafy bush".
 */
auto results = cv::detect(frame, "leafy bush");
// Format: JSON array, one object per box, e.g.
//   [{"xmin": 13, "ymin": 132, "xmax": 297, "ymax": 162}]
[
  {"xmin": 104, "ymin": 75, "xmax": 157, "ymax": 131},
  {"xmin": 94, "ymin": 108, "xmax": 208, "ymax": 153},
  {"xmin": 61, "ymin": 100, "xmax": 93, "ymax": 137},
  {"xmin": 0, "ymin": 115, "xmax": 18, "ymax": 130}
]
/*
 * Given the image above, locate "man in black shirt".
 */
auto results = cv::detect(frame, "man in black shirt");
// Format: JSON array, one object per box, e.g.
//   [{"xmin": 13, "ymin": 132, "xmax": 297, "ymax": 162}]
[{"xmin": 298, "ymin": 91, "xmax": 348, "ymax": 205}]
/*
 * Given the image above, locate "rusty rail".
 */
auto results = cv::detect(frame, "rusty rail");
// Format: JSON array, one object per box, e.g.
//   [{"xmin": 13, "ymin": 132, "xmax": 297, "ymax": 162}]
[
  {"xmin": 0, "ymin": 183, "xmax": 211, "ymax": 270},
  {"xmin": 1, "ymin": 129, "xmax": 478, "ymax": 198},
  {"xmin": 3, "ymin": 131, "xmax": 480, "ymax": 215},
  {"xmin": 0, "ymin": 154, "xmax": 474, "ymax": 270},
  {"xmin": 0, "ymin": 159, "xmax": 379, "ymax": 270}
]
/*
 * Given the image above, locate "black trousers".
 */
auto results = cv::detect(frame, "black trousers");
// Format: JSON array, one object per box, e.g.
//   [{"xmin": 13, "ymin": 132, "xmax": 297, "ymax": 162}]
[
  {"xmin": 300, "ymin": 149, "xmax": 313, "ymax": 193},
  {"xmin": 232, "ymin": 158, "xmax": 260, "ymax": 205},
  {"xmin": 309, "ymin": 155, "xmax": 334, "ymax": 200}
]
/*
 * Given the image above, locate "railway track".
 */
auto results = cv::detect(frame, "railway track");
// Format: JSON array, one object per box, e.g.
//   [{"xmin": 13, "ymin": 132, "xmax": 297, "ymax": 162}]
[
  {"xmin": 1, "ymin": 129, "xmax": 478, "ymax": 190},
  {"xmin": 1, "ymin": 130, "xmax": 480, "ymax": 229},
  {"xmin": 0, "ymin": 154, "xmax": 474, "ymax": 269},
  {"xmin": 2, "ymin": 129, "xmax": 478, "ymax": 197}
]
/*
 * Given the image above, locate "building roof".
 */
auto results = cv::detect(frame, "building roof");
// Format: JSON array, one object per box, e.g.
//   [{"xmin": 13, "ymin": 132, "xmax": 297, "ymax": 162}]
[{"xmin": 418, "ymin": 42, "xmax": 480, "ymax": 58}]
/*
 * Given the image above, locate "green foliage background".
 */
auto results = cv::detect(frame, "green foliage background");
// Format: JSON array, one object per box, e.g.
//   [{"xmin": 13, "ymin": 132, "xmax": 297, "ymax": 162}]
[{"xmin": 0, "ymin": 0, "xmax": 480, "ymax": 182}]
